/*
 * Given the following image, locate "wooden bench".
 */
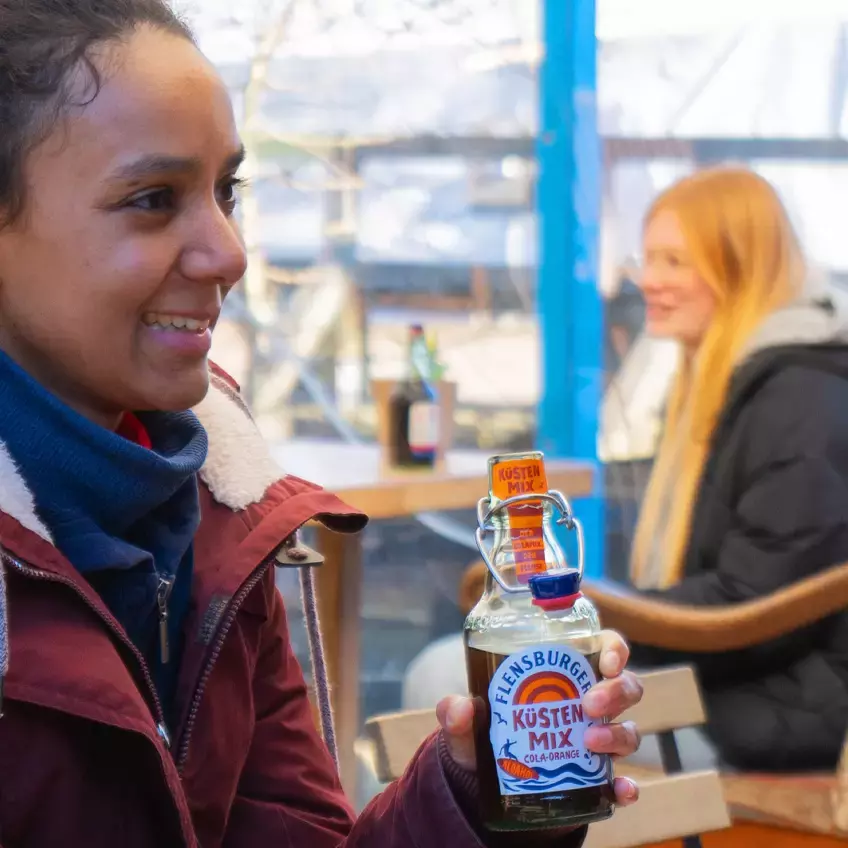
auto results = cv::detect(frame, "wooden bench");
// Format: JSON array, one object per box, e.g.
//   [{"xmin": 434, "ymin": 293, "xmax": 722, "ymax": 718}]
[
  {"xmin": 361, "ymin": 666, "xmax": 731, "ymax": 847},
  {"xmin": 582, "ymin": 562, "xmax": 848, "ymax": 846}
]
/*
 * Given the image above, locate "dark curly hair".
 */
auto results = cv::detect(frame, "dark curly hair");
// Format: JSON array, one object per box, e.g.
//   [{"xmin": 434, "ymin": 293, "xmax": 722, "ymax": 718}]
[{"xmin": 0, "ymin": 0, "xmax": 194, "ymax": 225}]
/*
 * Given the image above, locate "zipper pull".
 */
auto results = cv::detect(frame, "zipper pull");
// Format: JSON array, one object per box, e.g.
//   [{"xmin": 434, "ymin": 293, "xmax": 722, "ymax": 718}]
[{"xmin": 156, "ymin": 576, "xmax": 174, "ymax": 665}]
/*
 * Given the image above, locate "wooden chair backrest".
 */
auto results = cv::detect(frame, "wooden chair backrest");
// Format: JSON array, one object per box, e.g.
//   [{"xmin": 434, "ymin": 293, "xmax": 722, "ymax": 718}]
[
  {"xmin": 583, "ymin": 562, "xmax": 848, "ymax": 653},
  {"xmin": 362, "ymin": 667, "xmax": 730, "ymax": 848},
  {"xmin": 719, "ymin": 731, "xmax": 848, "ymax": 840}
]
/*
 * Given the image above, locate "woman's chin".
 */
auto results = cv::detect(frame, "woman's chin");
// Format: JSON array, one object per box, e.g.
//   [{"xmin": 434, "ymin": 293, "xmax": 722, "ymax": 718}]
[
  {"xmin": 645, "ymin": 321, "xmax": 676, "ymax": 341},
  {"xmin": 137, "ymin": 367, "xmax": 211, "ymax": 412}
]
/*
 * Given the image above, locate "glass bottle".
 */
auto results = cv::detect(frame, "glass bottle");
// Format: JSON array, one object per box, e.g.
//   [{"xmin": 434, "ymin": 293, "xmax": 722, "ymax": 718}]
[
  {"xmin": 464, "ymin": 450, "xmax": 615, "ymax": 832},
  {"xmin": 387, "ymin": 324, "xmax": 439, "ymax": 469}
]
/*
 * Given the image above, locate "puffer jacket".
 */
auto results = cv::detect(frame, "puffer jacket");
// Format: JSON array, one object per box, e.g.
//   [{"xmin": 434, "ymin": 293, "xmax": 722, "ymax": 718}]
[{"xmin": 632, "ymin": 292, "xmax": 848, "ymax": 771}]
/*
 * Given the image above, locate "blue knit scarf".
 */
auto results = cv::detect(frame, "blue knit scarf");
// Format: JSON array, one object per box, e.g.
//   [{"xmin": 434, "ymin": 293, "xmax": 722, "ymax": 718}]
[{"xmin": 0, "ymin": 350, "xmax": 207, "ymax": 718}]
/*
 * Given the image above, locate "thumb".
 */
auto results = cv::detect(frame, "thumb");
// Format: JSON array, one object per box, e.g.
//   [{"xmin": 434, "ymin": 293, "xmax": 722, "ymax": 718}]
[{"xmin": 436, "ymin": 695, "xmax": 477, "ymax": 771}]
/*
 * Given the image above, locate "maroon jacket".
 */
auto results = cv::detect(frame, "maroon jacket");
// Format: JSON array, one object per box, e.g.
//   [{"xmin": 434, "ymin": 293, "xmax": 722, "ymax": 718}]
[{"xmin": 0, "ymin": 368, "xmax": 587, "ymax": 847}]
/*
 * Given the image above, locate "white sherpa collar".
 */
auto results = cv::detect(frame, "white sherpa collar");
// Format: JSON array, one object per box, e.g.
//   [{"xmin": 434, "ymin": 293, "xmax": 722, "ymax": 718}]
[
  {"xmin": 194, "ymin": 371, "xmax": 286, "ymax": 511},
  {"xmin": 0, "ymin": 371, "xmax": 286, "ymax": 546},
  {"xmin": 0, "ymin": 442, "xmax": 53, "ymax": 543}
]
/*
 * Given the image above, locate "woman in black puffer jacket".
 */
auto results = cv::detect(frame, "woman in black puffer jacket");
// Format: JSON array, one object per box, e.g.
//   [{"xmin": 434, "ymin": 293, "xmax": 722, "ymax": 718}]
[{"xmin": 627, "ymin": 166, "xmax": 848, "ymax": 773}]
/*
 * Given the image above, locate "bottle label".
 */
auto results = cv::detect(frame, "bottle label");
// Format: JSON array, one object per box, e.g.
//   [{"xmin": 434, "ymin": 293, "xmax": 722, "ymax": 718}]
[
  {"xmin": 491, "ymin": 456, "xmax": 550, "ymax": 583},
  {"xmin": 409, "ymin": 401, "xmax": 439, "ymax": 453},
  {"xmin": 491, "ymin": 457, "xmax": 548, "ymax": 501},
  {"xmin": 488, "ymin": 645, "xmax": 609, "ymax": 796}
]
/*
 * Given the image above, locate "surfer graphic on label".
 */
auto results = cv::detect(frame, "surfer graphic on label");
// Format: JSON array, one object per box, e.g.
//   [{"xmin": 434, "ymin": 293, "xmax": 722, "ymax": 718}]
[
  {"xmin": 489, "ymin": 646, "xmax": 608, "ymax": 796},
  {"xmin": 500, "ymin": 740, "xmax": 518, "ymax": 759}
]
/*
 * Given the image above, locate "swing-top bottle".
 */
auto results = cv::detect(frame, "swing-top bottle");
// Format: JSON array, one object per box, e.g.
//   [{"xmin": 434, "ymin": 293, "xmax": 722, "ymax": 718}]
[{"xmin": 464, "ymin": 451, "xmax": 615, "ymax": 831}]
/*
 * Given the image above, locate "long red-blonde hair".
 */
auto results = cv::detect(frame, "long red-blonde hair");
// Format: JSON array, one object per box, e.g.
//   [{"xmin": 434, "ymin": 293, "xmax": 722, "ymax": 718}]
[{"xmin": 630, "ymin": 167, "xmax": 806, "ymax": 588}]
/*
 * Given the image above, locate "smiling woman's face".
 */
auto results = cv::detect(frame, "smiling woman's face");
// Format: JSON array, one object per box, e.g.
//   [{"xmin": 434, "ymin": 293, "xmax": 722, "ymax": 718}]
[
  {"xmin": 640, "ymin": 209, "xmax": 717, "ymax": 350},
  {"xmin": 0, "ymin": 25, "xmax": 247, "ymax": 428}
]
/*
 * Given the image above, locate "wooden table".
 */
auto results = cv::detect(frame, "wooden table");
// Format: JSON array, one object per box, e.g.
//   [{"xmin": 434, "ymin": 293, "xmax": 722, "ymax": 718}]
[{"xmin": 269, "ymin": 438, "xmax": 595, "ymax": 793}]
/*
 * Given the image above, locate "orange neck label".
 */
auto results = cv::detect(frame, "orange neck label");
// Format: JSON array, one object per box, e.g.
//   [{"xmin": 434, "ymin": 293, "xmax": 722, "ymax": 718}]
[
  {"xmin": 491, "ymin": 457, "xmax": 549, "ymax": 583},
  {"xmin": 491, "ymin": 458, "xmax": 548, "ymax": 501}
]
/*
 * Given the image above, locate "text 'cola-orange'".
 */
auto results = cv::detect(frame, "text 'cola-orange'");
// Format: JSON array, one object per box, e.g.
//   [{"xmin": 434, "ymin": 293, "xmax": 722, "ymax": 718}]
[{"xmin": 464, "ymin": 451, "xmax": 615, "ymax": 831}]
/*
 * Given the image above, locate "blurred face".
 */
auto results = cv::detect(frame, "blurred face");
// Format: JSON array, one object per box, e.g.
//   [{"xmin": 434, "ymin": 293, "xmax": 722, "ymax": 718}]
[
  {"xmin": 0, "ymin": 26, "xmax": 247, "ymax": 428},
  {"xmin": 640, "ymin": 209, "xmax": 717, "ymax": 350}
]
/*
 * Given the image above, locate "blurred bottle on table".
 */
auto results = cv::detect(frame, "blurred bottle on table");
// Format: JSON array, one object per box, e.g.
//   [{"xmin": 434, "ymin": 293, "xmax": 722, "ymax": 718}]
[{"xmin": 388, "ymin": 323, "xmax": 440, "ymax": 469}]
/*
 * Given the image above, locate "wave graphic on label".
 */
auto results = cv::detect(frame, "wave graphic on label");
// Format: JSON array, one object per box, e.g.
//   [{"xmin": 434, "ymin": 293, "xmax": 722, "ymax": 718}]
[
  {"xmin": 488, "ymin": 647, "xmax": 608, "ymax": 796},
  {"xmin": 499, "ymin": 760, "xmax": 608, "ymax": 794}
]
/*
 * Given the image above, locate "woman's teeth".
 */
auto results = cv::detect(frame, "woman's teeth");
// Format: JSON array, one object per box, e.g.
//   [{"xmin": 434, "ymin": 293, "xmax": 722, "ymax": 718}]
[{"xmin": 142, "ymin": 313, "xmax": 210, "ymax": 333}]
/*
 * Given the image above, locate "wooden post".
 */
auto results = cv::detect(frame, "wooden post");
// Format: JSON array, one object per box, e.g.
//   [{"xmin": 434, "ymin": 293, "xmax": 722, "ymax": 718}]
[{"xmin": 313, "ymin": 526, "xmax": 364, "ymax": 798}]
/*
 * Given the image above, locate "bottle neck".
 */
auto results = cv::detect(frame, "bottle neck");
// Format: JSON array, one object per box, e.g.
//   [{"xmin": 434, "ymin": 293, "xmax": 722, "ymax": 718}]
[{"xmin": 486, "ymin": 500, "xmax": 567, "ymax": 590}]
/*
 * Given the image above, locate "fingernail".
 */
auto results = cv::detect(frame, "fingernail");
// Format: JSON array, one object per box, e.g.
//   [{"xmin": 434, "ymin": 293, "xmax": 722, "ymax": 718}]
[
  {"xmin": 623, "ymin": 778, "xmax": 638, "ymax": 799},
  {"xmin": 603, "ymin": 650, "xmax": 622, "ymax": 676}
]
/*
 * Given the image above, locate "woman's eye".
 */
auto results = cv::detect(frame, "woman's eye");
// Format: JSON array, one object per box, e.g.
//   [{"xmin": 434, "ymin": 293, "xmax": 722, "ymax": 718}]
[
  {"xmin": 122, "ymin": 178, "xmax": 246, "ymax": 217},
  {"xmin": 664, "ymin": 252, "xmax": 690, "ymax": 270},
  {"xmin": 127, "ymin": 188, "xmax": 176, "ymax": 213},
  {"xmin": 217, "ymin": 177, "xmax": 246, "ymax": 215}
]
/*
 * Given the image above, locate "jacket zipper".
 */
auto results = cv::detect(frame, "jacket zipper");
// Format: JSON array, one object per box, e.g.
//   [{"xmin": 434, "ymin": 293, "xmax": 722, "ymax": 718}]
[
  {"xmin": 156, "ymin": 576, "xmax": 175, "ymax": 666},
  {"xmin": 4, "ymin": 551, "xmax": 276, "ymax": 771},
  {"xmin": 3, "ymin": 552, "xmax": 172, "ymax": 747},
  {"xmin": 175, "ymin": 560, "xmax": 272, "ymax": 773}
]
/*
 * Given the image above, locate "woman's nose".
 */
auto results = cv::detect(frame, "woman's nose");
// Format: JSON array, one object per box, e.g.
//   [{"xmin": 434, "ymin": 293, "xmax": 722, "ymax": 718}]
[
  {"xmin": 181, "ymin": 214, "xmax": 247, "ymax": 286},
  {"xmin": 639, "ymin": 264, "xmax": 662, "ymax": 293}
]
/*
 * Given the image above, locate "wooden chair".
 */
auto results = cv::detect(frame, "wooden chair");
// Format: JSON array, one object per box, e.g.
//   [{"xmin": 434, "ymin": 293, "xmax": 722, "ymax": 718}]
[
  {"xmin": 581, "ymin": 562, "xmax": 848, "ymax": 846},
  {"xmin": 360, "ymin": 666, "xmax": 731, "ymax": 847}
]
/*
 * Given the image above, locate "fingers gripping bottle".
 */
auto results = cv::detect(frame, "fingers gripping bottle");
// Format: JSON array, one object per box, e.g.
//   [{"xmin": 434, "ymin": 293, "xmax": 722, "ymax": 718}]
[{"xmin": 464, "ymin": 451, "xmax": 616, "ymax": 831}]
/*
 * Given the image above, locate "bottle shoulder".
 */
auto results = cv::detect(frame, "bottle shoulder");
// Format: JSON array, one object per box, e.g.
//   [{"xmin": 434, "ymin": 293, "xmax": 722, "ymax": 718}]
[{"xmin": 465, "ymin": 593, "xmax": 601, "ymax": 655}]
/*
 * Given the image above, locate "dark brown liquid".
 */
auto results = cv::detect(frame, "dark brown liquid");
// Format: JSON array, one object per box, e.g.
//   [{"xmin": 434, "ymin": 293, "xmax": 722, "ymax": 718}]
[{"xmin": 466, "ymin": 645, "xmax": 615, "ymax": 832}]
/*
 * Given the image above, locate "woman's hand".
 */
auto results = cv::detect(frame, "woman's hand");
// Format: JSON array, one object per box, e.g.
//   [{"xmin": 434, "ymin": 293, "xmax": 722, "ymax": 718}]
[{"xmin": 436, "ymin": 629, "xmax": 643, "ymax": 807}]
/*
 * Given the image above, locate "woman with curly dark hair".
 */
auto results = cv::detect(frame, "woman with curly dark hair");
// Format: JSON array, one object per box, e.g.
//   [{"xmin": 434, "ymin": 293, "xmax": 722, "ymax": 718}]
[{"xmin": 0, "ymin": 2, "xmax": 643, "ymax": 845}]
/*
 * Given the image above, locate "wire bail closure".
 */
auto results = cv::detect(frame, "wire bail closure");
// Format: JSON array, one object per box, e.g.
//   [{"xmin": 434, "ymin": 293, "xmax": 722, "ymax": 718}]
[{"xmin": 474, "ymin": 490, "xmax": 584, "ymax": 594}]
